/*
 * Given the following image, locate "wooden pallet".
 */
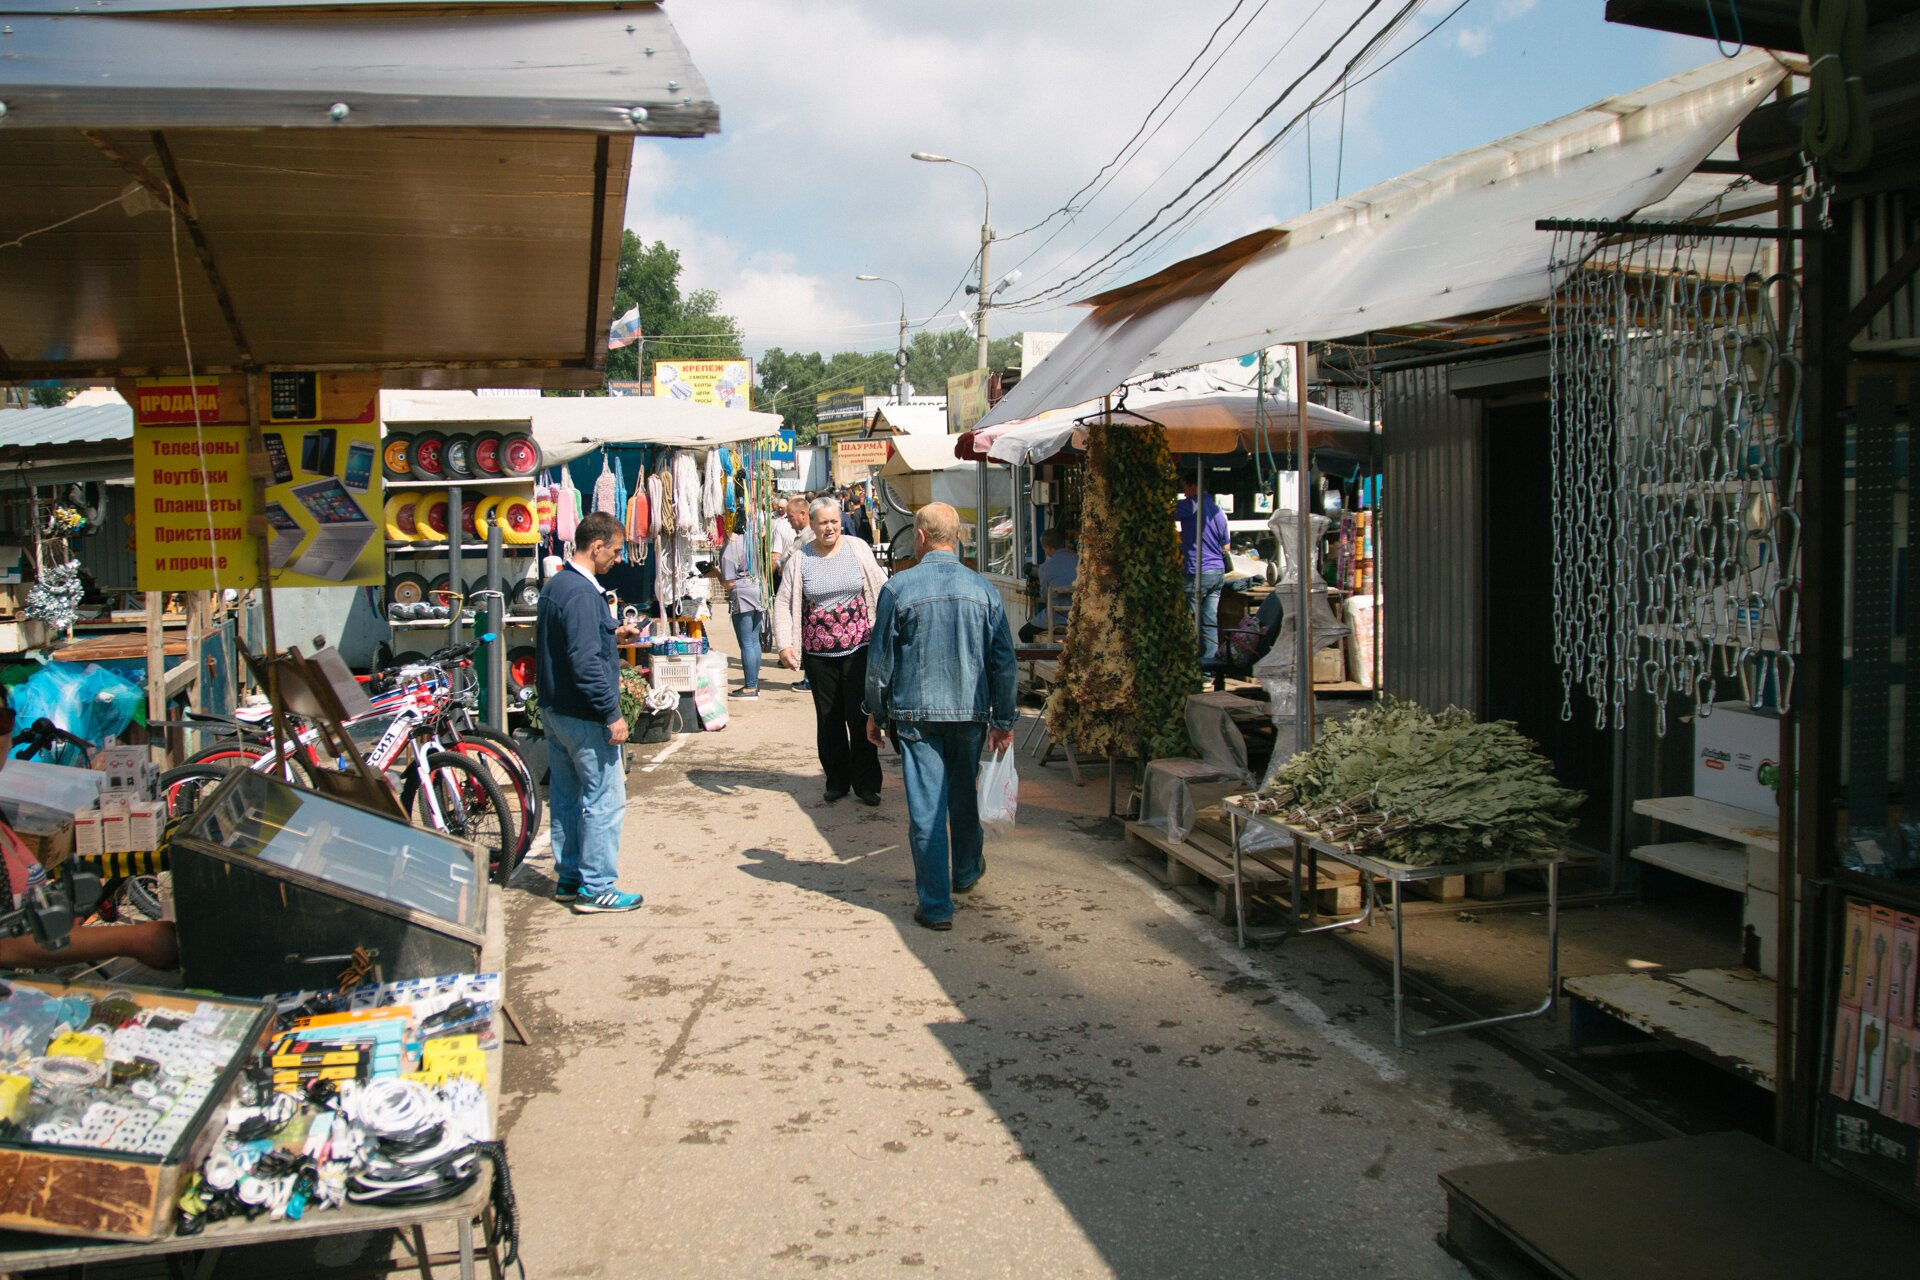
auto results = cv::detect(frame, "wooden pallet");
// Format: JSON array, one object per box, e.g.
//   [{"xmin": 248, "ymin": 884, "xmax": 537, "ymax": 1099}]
[
  {"xmin": 1191, "ymin": 808, "xmax": 1506, "ymax": 905},
  {"xmin": 1123, "ymin": 819, "xmax": 1364, "ymax": 922}
]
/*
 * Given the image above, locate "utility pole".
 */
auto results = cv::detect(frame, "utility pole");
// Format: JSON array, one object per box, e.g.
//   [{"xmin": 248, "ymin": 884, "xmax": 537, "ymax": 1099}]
[
  {"xmin": 912, "ymin": 151, "xmax": 994, "ymax": 372},
  {"xmin": 856, "ymin": 275, "xmax": 910, "ymax": 404}
]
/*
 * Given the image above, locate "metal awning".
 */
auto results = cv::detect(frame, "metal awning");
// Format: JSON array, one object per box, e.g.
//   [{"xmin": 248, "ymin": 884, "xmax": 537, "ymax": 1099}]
[
  {"xmin": 0, "ymin": 0, "xmax": 718, "ymax": 389},
  {"xmin": 980, "ymin": 53, "xmax": 1783, "ymax": 430}
]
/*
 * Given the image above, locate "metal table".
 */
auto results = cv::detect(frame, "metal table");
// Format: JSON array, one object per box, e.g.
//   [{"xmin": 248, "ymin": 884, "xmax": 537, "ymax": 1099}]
[{"xmin": 1222, "ymin": 798, "xmax": 1563, "ymax": 1048}]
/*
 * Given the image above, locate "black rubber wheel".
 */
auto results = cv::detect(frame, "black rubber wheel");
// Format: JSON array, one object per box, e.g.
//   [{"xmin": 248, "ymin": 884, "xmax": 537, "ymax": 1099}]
[
  {"xmin": 181, "ymin": 744, "xmax": 318, "ymax": 789},
  {"xmin": 443, "ymin": 435, "xmax": 475, "ymax": 480},
  {"xmin": 382, "ymin": 436, "xmax": 414, "ymax": 482},
  {"xmin": 387, "ymin": 572, "xmax": 431, "ymax": 608},
  {"xmin": 408, "ymin": 430, "xmax": 448, "ymax": 481},
  {"xmin": 505, "ymin": 645, "xmax": 537, "ymax": 697},
  {"xmin": 448, "ymin": 729, "xmax": 540, "ymax": 867},
  {"xmin": 158, "ymin": 764, "xmax": 241, "ymax": 822},
  {"xmin": 400, "ymin": 752, "xmax": 517, "ymax": 883},
  {"xmin": 509, "ymin": 579, "xmax": 542, "ymax": 616}
]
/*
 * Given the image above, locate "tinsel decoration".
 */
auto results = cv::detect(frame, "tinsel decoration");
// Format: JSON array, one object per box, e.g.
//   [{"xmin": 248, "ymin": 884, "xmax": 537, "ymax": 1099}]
[
  {"xmin": 24, "ymin": 560, "xmax": 84, "ymax": 631},
  {"xmin": 1045, "ymin": 419, "xmax": 1200, "ymax": 760}
]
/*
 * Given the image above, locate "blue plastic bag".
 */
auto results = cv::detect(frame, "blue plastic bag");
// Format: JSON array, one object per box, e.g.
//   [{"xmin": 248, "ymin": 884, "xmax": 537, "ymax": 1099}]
[{"xmin": 8, "ymin": 662, "xmax": 144, "ymax": 747}]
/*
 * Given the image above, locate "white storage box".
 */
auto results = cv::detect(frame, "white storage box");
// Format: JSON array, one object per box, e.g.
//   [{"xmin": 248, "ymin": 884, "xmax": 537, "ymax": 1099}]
[
  {"xmin": 649, "ymin": 655, "xmax": 699, "ymax": 694},
  {"xmin": 1693, "ymin": 702, "xmax": 1782, "ymax": 816}
]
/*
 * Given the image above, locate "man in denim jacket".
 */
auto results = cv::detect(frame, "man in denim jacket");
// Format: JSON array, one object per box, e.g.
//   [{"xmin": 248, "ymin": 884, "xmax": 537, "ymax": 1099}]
[{"xmin": 864, "ymin": 503, "xmax": 1017, "ymax": 931}]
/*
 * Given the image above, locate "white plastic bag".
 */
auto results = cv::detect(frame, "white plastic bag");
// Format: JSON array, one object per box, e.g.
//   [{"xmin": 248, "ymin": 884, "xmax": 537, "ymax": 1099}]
[{"xmin": 978, "ymin": 747, "xmax": 1018, "ymax": 834}]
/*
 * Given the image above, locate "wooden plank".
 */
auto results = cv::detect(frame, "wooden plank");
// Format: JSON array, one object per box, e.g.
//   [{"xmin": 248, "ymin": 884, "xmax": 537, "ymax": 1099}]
[
  {"xmin": 1630, "ymin": 840, "xmax": 1746, "ymax": 892},
  {"xmin": 52, "ymin": 635, "xmax": 189, "ymax": 663},
  {"xmin": 1564, "ymin": 969, "xmax": 1776, "ymax": 1090},
  {"xmin": 1666, "ymin": 966, "xmax": 1779, "ymax": 1023},
  {"xmin": 1411, "ymin": 875, "xmax": 1466, "ymax": 903},
  {"xmin": 1633, "ymin": 794, "xmax": 1779, "ymax": 853}
]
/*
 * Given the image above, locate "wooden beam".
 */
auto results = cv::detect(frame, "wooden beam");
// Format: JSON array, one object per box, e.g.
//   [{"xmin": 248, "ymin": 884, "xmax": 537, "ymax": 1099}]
[
  {"xmin": 1839, "ymin": 233, "xmax": 1920, "ymax": 349},
  {"xmin": 148, "ymin": 131, "xmax": 255, "ymax": 368}
]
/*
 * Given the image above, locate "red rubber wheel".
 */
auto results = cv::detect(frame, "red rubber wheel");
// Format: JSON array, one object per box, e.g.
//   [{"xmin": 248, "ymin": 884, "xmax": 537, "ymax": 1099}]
[
  {"xmin": 472, "ymin": 431, "xmax": 505, "ymax": 476},
  {"xmin": 500, "ymin": 434, "xmax": 542, "ymax": 476}
]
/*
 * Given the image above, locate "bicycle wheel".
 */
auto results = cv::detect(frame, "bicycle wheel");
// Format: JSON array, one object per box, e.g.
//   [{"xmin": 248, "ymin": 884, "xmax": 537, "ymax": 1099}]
[
  {"xmin": 446, "ymin": 736, "xmax": 539, "ymax": 869},
  {"xmin": 401, "ymin": 752, "xmax": 517, "ymax": 884},
  {"xmin": 183, "ymin": 743, "xmax": 318, "ymax": 787},
  {"xmin": 449, "ymin": 726, "xmax": 540, "ymax": 829},
  {"xmin": 158, "ymin": 764, "xmax": 240, "ymax": 821}
]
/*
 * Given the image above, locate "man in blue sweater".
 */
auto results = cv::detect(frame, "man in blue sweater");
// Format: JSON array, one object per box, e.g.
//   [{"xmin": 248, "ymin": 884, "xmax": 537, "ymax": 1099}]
[{"xmin": 536, "ymin": 511, "xmax": 645, "ymax": 914}]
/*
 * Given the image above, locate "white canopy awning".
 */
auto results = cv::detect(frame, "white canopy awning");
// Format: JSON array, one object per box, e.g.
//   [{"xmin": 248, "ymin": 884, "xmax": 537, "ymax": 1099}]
[
  {"xmin": 980, "ymin": 52, "xmax": 1785, "ymax": 431},
  {"xmin": 881, "ymin": 433, "xmax": 971, "ymax": 475},
  {"xmin": 380, "ymin": 391, "xmax": 780, "ymax": 466}
]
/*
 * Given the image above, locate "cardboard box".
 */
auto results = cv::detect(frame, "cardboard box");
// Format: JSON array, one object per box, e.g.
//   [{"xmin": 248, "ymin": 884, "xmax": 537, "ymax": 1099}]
[
  {"xmin": 1692, "ymin": 701, "xmax": 1782, "ymax": 815},
  {"xmin": 99, "ymin": 809, "xmax": 128, "ymax": 855},
  {"xmin": 1311, "ymin": 645, "xmax": 1345, "ymax": 685},
  {"xmin": 72, "ymin": 812, "xmax": 102, "ymax": 859},
  {"xmin": 12, "ymin": 814, "xmax": 72, "ymax": 870},
  {"xmin": 91, "ymin": 747, "xmax": 157, "ymax": 800},
  {"xmin": 126, "ymin": 800, "xmax": 163, "ymax": 852},
  {"xmin": 1864, "ymin": 905, "xmax": 1898, "ymax": 1020},
  {"xmin": 1841, "ymin": 898, "xmax": 1871, "ymax": 1008}
]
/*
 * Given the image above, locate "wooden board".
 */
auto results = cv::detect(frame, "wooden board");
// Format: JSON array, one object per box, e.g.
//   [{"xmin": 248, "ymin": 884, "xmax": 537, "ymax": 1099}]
[
  {"xmin": 1564, "ymin": 967, "xmax": 1776, "ymax": 1090},
  {"xmin": 1124, "ymin": 820, "xmax": 1363, "ymax": 920},
  {"xmin": 1630, "ymin": 839, "xmax": 1746, "ymax": 892},
  {"xmin": 1633, "ymin": 794, "xmax": 1778, "ymax": 853},
  {"xmin": 1442, "ymin": 1132, "xmax": 1920, "ymax": 1280},
  {"xmin": 50, "ymin": 635, "xmax": 188, "ymax": 664}
]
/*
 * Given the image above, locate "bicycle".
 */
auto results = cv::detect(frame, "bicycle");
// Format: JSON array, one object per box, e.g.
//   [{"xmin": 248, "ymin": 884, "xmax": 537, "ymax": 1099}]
[
  {"xmin": 11, "ymin": 717, "xmax": 95, "ymax": 768},
  {"xmin": 159, "ymin": 639, "xmax": 520, "ymax": 880}
]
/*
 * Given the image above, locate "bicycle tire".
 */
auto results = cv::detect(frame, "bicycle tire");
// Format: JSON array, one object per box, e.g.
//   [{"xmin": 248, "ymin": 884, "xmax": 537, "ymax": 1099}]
[
  {"xmin": 182, "ymin": 743, "xmax": 318, "ymax": 788},
  {"xmin": 401, "ymin": 752, "xmax": 517, "ymax": 884},
  {"xmin": 448, "ymin": 727, "xmax": 541, "ymax": 838},
  {"xmin": 158, "ymin": 764, "xmax": 241, "ymax": 821},
  {"xmin": 446, "ymin": 737, "xmax": 538, "ymax": 867},
  {"xmin": 120, "ymin": 875, "xmax": 165, "ymax": 921}
]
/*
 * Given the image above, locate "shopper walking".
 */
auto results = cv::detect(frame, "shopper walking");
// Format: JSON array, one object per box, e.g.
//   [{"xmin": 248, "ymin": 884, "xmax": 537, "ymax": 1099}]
[
  {"xmin": 536, "ymin": 511, "xmax": 646, "ymax": 913},
  {"xmin": 716, "ymin": 513, "xmax": 764, "ymax": 700},
  {"xmin": 773, "ymin": 496, "xmax": 816, "ymax": 690},
  {"xmin": 864, "ymin": 502, "xmax": 1017, "ymax": 931},
  {"xmin": 774, "ymin": 497, "xmax": 888, "ymax": 804},
  {"xmin": 1177, "ymin": 478, "xmax": 1230, "ymax": 664}
]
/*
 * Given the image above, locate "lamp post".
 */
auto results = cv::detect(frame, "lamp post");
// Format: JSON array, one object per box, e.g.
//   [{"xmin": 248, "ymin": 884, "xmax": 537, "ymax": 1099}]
[
  {"xmin": 856, "ymin": 274, "xmax": 909, "ymax": 405},
  {"xmin": 911, "ymin": 151, "xmax": 992, "ymax": 371}
]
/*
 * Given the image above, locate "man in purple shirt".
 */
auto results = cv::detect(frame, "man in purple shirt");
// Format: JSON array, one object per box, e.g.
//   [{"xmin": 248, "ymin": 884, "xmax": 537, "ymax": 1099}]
[{"xmin": 1176, "ymin": 479, "xmax": 1230, "ymax": 664}]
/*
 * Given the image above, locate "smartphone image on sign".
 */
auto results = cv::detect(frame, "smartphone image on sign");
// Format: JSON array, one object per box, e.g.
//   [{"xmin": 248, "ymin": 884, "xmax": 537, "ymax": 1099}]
[
  {"xmin": 262, "ymin": 434, "xmax": 294, "ymax": 486},
  {"xmin": 302, "ymin": 428, "xmax": 338, "ymax": 475},
  {"xmin": 343, "ymin": 441, "xmax": 374, "ymax": 492}
]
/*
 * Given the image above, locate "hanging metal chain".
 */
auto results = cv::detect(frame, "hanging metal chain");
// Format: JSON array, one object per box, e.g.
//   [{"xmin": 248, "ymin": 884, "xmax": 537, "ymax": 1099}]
[{"xmin": 1549, "ymin": 228, "xmax": 1799, "ymax": 735}]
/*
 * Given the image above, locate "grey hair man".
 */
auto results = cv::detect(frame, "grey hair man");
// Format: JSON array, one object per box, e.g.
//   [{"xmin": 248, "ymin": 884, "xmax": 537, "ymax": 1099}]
[{"xmin": 864, "ymin": 502, "xmax": 1017, "ymax": 930}]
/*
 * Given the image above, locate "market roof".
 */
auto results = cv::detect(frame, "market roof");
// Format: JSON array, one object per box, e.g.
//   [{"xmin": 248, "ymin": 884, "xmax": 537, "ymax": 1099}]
[
  {"xmin": 0, "ymin": 0, "xmax": 717, "ymax": 389},
  {"xmin": 0, "ymin": 398, "xmax": 133, "ymax": 451},
  {"xmin": 869, "ymin": 405, "xmax": 951, "ymax": 438},
  {"xmin": 881, "ymin": 433, "xmax": 971, "ymax": 475},
  {"xmin": 980, "ymin": 53, "xmax": 1783, "ymax": 431}
]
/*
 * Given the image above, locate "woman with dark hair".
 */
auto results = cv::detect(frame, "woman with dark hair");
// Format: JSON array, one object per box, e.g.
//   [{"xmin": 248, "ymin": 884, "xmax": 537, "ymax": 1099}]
[{"xmin": 717, "ymin": 512, "xmax": 765, "ymax": 699}]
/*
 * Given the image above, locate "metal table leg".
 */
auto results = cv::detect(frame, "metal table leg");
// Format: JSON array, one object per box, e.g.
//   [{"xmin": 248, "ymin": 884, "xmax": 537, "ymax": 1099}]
[
  {"xmin": 1229, "ymin": 807, "xmax": 1246, "ymax": 949},
  {"xmin": 1391, "ymin": 877, "xmax": 1406, "ymax": 1048},
  {"xmin": 1406, "ymin": 859, "xmax": 1563, "ymax": 1043},
  {"xmin": 458, "ymin": 1216, "xmax": 476, "ymax": 1280}
]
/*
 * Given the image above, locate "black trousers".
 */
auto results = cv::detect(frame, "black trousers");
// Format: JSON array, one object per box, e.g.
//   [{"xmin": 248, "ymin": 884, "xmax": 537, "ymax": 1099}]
[{"xmin": 803, "ymin": 647, "xmax": 882, "ymax": 795}]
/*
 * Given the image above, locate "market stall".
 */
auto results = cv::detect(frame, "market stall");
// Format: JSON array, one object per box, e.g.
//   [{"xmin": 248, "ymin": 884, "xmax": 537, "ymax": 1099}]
[{"xmin": 0, "ymin": 0, "xmax": 726, "ymax": 1263}]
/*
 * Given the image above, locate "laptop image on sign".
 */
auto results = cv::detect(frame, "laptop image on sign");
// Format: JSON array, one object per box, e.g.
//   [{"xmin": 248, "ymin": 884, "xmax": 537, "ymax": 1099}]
[
  {"xmin": 285, "ymin": 477, "xmax": 375, "ymax": 581},
  {"xmin": 262, "ymin": 502, "xmax": 306, "ymax": 570}
]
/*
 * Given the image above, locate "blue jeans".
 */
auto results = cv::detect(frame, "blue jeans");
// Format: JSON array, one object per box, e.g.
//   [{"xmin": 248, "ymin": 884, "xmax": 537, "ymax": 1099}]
[
  {"xmin": 897, "ymin": 721, "xmax": 988, "ymax": 923},
  {"xmin": 545, "ymin": 710, "xmax": 627, "ymax": 896},
  {"xmin": 729, "ymin": 608, "xmax": 764, "ymax": 690},
  {"xmin": 1188, "ymin": 570, "xmax": 1225, "ymax": 662}
]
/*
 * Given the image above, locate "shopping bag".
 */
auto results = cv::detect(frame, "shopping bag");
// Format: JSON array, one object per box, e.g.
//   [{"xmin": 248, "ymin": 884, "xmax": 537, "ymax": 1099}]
[
  {"xmin": 692, "ymin": 670, "xmax": 729, "ymax": 731},
  {"xmin": 978, "ymin": 747, "xmax": 1018, "ymax": 834}
]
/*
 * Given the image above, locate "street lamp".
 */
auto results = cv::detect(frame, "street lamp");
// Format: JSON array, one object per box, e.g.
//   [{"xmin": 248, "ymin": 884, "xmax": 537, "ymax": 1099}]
[
  {"xmin": 911, "ymin": 150, "xmax": 992, "ymax": 371},
  {"xmin": 856, "ymin": 274, "xmax": 909, "ymax": 405}
]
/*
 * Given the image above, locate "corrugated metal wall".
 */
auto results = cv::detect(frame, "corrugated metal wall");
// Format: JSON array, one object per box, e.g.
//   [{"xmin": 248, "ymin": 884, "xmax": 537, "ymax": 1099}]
[{"xmin": 1380, "ymin": 365, "xmax": 1484, "ymax": 714}]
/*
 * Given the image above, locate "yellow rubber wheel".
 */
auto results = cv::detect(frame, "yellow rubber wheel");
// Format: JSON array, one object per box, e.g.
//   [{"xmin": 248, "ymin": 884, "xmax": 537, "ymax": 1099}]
[
  {"xmin": 496, "ymin": 496, "xmax": 540, "ymax": 545},
  {"xmin": 383, "ymin": 494, "xmax": 420, "ymax": 542},
  {"xmin": 412, "ymin": 492, "xmax": 449, "ymax": 542},
  {"xmin": 472, "ymin": 495, "xmax": 504, "ymax": 539}
]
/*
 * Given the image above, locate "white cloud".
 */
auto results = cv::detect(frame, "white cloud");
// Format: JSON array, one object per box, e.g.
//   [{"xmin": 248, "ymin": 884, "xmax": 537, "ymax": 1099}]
[
  {"xmin": 1498, "ymin": 0, "xmax": 1539, "ymax": 17},
  {"xmin": 1456, "ymin": 25, "xmax": 1494, "ymax": 57}
]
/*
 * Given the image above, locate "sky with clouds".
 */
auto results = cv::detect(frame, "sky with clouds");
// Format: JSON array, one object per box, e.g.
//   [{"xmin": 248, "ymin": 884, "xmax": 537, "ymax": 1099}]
[{"xmin": 637, "ymin": 1, "xmax": 1715, "ymax": 371}]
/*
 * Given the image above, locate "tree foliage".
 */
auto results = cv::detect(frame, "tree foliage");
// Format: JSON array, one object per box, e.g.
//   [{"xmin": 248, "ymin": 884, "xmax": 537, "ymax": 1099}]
[
  {"xmin": 757, "ymin": 329, "xmax": 1020, "ymax": 440},
  {"xmin": 603, "ymin": 232, "xmax": 743, "ymax": 386}
]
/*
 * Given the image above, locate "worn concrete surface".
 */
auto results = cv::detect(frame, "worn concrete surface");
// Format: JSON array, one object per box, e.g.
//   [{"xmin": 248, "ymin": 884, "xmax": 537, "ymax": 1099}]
[{"xmin": 499, "ymin": 648, "xmax": 1649, "ymax": 1279}]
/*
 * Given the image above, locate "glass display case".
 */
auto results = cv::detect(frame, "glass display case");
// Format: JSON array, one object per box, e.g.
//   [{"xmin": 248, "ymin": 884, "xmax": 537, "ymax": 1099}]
[
  {"xmin": 0, "ymin": 975, "xmax": 271, "ymax": 1241},
  {"xmin": 170, "ymin": 772, "xmax": 486, "ymax": 997}
]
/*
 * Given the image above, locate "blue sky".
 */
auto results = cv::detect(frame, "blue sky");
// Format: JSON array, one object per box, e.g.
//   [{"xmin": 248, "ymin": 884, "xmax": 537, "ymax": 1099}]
[{"xmin": 639, "ymin": 2, "xmax": 1715, "ymax": 367}]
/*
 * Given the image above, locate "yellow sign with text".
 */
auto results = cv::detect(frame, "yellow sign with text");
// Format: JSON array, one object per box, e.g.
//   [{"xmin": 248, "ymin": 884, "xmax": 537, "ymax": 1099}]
[
  {"xmin": 654, "ymin": 359, "xmax": 753, "ymax": 409},
  {"xmin": 129, "ymin": 374, "xmax": 384, "ymax": 591}
]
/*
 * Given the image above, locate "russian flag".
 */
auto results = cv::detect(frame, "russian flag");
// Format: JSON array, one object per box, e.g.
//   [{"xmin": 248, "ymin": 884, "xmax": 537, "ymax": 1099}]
[{"xmin": 607, "ymin": 306, "xmax": 643, "ymax": 350}]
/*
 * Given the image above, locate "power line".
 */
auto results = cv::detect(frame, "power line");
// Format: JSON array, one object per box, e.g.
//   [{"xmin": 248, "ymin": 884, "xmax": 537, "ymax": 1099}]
[{"xmin": 1002, "ymin": 0, "xmax": 1443, "ymax": 310}]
